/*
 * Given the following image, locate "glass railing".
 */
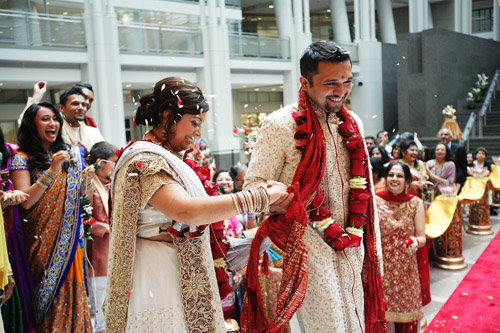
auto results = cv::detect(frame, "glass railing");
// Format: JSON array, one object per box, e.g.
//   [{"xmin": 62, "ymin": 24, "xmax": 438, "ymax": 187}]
[
  {"xmin": 229, "ymin": 33, "xmax": 291, "ymax": 60},
  {"xmin": 311, "ymin": 39, "xmax": 359, "ymax": 62},
  {"xmin": 0, "ymin": 9, "xmax": 86, "ymax": 50},
  {"xmin": 160, "ymin": 0, "xmax": 241, "ymax": 7},
  {"xmin": 118, "ymin": 23, "xmax": 202, "ymax": 56},
  {"xmin": 337, "ymin": 42, "xmax": 358, "ymax": 62}
]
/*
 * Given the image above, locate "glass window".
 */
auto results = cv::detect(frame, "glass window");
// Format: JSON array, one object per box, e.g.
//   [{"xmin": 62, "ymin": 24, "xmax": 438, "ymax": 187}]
[
  {"xmin": 0, "ymin": 121, "xmax": 17, "ymax": 144},
  {"xmin": 472, "ymin": 7, "xmax": 493, "ymax": 33}
]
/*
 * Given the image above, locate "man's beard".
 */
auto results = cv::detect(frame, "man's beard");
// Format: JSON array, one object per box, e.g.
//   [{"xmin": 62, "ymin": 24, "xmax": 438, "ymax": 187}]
[{"xmin": 325, "ymin": 100, "xmax": 343, "ymax": 113}]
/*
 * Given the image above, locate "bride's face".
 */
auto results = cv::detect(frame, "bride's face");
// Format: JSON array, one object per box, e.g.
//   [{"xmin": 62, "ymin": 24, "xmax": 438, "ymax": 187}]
[{"xmin": 167, "ymin": 112, "xmax": 206, "ymax": 152}]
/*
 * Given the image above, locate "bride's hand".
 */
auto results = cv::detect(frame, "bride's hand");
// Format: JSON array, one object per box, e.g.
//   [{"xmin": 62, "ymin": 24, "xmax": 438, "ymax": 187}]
[{"xmin": 265, "ymin": 184, "xmax": 293, "ymax": 206}]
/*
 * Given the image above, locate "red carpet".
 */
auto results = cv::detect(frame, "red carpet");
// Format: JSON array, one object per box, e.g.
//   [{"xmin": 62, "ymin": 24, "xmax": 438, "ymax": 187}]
[{"xmin": 426, "ymin": 231, "xmax": 500, "ymax": 332}]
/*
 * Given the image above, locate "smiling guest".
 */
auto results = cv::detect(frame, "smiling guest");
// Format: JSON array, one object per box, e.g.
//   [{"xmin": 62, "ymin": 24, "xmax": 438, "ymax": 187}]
[
  {"xmin": 375, "ymin": 161, "xmax": 426, "ymax": 332},
  {"xmin": 426, "ymin": 143, "xmax": 456, "ymax": 196},
  {"xmin": 11, "ymin": 102, "xmax": 92, "ymax": 331},
  {"xmin": 400, "ymin": 140, "xmax": 428, "ymax": 196},
  {"xmin": 59, "ymin": 87, "xmax": 104, "ymax": 152}
]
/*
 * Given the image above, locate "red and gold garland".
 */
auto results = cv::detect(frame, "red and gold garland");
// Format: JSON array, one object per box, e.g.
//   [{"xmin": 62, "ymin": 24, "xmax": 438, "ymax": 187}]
[{"xmin": 292, "ymin": 100, "xmax": 369, "ymax": 251}]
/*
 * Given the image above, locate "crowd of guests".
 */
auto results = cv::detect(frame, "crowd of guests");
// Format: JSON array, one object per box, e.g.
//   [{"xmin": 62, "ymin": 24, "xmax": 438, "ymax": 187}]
[
  {"xmin": 367, "ymin": 127, "xmax": 496, "ymax": 331},
  {"xmin": 0, "ymin": 81, "xmax": 116, "ymax": 332},
  {"xmin": 0, "ymin": 78, "xmax": 497, "ymax": 333},
  {"xmin": 0, "ymin": 78, "xmax": 289, "ymax": 333}
]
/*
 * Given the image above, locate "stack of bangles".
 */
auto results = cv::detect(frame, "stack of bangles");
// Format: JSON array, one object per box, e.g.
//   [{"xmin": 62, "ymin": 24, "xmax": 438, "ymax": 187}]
[
  {"xmin": 231, "ymin": 187, "xmax": 269, "ymax": 215},
  {"xmin": 36, "ymin": 170, "xmax": 57, "ymax": 190}
]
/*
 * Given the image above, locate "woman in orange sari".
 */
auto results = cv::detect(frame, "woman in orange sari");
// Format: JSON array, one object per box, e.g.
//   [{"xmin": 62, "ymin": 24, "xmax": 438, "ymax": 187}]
[{"xmin": 10, "ymin": 102, "xmax": 92, "ymax": 332}]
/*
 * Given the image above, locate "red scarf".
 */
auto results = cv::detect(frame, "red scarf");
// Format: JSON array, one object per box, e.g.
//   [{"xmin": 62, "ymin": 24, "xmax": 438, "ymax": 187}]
[
  {"xmin": 241, "ymin": 89, "xmax": 387, "ymax": 332},
  {"xmin": 376, "ymin": 191, "xmax": 415, "ymax": 203}
]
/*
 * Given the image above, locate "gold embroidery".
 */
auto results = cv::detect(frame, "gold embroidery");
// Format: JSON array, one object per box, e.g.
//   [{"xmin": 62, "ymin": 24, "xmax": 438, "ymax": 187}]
[
  {"xmin": 174, "ymin": 236, "xmax": 217, "ymax": 332},
  {"xmin": 375, "ymin": 196, "xmax": 423, "ymax": 323},
  {"xmin": 105, "ymin": 161, "xmax": 140, "ymax": 332},
  {"xmin": 105, "ymin": 153, "xmax": 185, "ymax": 332},
  {"xmin": 244, "ymin": 104, "xmax": 366, "ymax": 331}
]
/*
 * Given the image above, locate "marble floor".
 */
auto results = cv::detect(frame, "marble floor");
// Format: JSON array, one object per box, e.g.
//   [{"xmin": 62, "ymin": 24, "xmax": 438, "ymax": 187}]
[{"xmin": 423, "ymin": 211, "xmax": 500, "ymax": 325}]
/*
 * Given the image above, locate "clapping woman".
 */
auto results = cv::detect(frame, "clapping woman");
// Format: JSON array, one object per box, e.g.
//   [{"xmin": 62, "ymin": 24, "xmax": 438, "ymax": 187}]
[
  {"xmin": 10, "ymin": 102, "xmax": 92, "ymax": 331},
  {"xmin": 376, "ymin": 161, "xmax": 426, "ymax": 332}
]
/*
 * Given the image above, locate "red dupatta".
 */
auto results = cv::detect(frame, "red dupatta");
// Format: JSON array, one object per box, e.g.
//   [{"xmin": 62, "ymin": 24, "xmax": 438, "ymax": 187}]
[
  {"xmin": 241, "ymin": 88, "xmax": 387, "ymax": 332},
  {"xmin": 376, "ymin": 191, "xmax": 415, "ymax": 203}
]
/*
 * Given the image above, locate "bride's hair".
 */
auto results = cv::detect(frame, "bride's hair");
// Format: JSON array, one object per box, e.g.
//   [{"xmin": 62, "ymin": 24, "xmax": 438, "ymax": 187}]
[{"xmin": 135, "ymin": 77, "xmax": 209, "ymax": 142}]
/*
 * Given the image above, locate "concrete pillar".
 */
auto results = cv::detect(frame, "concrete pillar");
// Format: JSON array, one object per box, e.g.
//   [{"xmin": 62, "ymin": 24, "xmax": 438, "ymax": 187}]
[
  {"xmin": 330, "ymin": 0, "xmax": 351, "ymax": 43},
  {"xmin": 203, "ymin": 0, "xmax": 239, "ymax": 160},
  {"xmin": 359, "ymin": 0, "xmax": 376, "ymax": 41},
  {"xmin": 283, "ymin": 32, "xmax": 300, "ymax": 106},
  {"xmin": 454, "ymin": 0, "xmax": 472, "ymax": 34},
  {"xmin": 376, "ymin": 0, "xmax": 397, "ymax": 44},
  {"xmin": 303, "ymin": 0, "xmax": 311, "ymax": 35},
  {"xmin": 494, "ymin": 0, "xmax": 500, "ymax": 41},
  {"xmin": 274, "ymin": 0, "xmax": 294, "ymax": 60},
  {"xmin": 353, "ymin": 0, "xmax": 361, "ymax": 42},
  {"xmin": 83, "ymin": 0, "xmax": 126, "ymax": 146},
  {"xmin": 8, "ymin": 0, "xmax": 31, "ymax": 46},
  {"xmin": 351, "ymin": 41, "xmax": 384, "ymax": 136},
  {"xmin": 370, "ymin": 0, "xmax": 376, "ymax": 40},
  {"xmin": 427, "ymin": 1, "xmax": 434, "ymax": 29},
  {"xmin": 409, "ymin": 0, "xmax": 429, "ymax": 33}
]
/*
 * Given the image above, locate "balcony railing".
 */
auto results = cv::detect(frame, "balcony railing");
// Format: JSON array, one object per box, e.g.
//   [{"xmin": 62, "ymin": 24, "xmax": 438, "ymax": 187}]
[
  {"xmin": 229, "ymin": 33, "xmax": 291, "ymax": 60},
  {"xmin": 164, "ymin": 0, "xmax": 241, "ymax": 7},
  {"xmin": 0, "ymin": 9, "xmax": 86, "ymax": 50},
  {"xmin": 118, "ymin": 23, "xmax": 202, "ymax": 56}
]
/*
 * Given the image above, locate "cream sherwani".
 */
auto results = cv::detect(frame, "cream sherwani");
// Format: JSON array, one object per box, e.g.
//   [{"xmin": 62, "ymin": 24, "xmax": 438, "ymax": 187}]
[
  {"xmin": 62, "ymin": 119, "xmax": 104, "ymax": 152},
  {"xmin": 245, "ymin": 102, "xmax": 381, "ymax": 332}
]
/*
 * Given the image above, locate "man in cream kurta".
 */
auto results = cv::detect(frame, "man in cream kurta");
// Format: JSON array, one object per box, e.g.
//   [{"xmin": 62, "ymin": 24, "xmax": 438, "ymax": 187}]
[
  {"xmin": 244, "ymin": 41, "xmax": 381, "ymax": 332},
  {"xmin": 58, "ymin": 87, "xmax": 104, "ymax": 152},
  {"xmin": 18, "ymin": 83, "xmax": 104, "ymax": 152}
]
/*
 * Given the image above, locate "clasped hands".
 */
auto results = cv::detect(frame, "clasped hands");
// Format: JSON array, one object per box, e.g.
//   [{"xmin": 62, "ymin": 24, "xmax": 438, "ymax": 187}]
[
  {"xmin": 1, "ymin": 190, "xmax": 29, "ymax": 208},
  {"xmin": 265, "ymin": 180, "xmax": 294, "ymax": 214}
]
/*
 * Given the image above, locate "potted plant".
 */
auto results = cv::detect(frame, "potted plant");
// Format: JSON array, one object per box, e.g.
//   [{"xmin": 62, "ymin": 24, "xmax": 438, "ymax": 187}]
[{"xmin": 466, "ymin": 92, "xmax": 475, "ymax": 109}]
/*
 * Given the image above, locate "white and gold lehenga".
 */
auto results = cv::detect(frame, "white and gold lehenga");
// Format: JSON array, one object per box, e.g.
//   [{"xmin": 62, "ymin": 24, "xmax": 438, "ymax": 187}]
[{"xmin": 104, "ymin": 141, "xmax": 225, "ymax": 332}]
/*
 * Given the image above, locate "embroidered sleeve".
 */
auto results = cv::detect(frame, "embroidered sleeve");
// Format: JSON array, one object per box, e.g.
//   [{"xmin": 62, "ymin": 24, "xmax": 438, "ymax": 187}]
[
  {"xmin": 244, "ymin": 107, "xmax": 298, "ymax": 190},
  {"xmin": 10, "ymin": 153, "xmax": 29, "ymax": 171},
  {"xmin": 128, "ymin": 153, "xmax": 186, "ymax": 209}
]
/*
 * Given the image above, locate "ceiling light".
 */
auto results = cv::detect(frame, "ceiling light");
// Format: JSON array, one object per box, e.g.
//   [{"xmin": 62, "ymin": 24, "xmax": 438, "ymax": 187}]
[
  {"xmin": 125, "ymin": 84, "xmax": 132, "ymax": 88},
  {"xmin": 0, "ymin": 83, "xmax": 4, "ymax": 87},
  {"xmin": 62, "ymin": 11, "xmax": 68, "ymax": 15},
  {"xmin": 242, "ymin": 85, "xmax": 247, "ymax": 88},
  {"xmin": 327, "ymin": 9, "xmax": 331, "ymax": 13},
  {"xmin": 254, "ymin": 88, "xmax": 260, "ymax": 91},
  {"xmin": 269, "ymin": 5, "xmax": 274, "ymax": 8}
]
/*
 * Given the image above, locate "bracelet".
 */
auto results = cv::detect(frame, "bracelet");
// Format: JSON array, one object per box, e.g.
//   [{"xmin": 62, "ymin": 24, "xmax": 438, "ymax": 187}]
[
  {"xmin": 81, "ymin": 180, "xmax": 93, "ymax": 187},
  {"xmin": 230, "ymin": 187, "xmax": 269, "ymax": 215},
  {"xmin": 36, "ymin": 170, "xmax": 56, "ymax": 190}
]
